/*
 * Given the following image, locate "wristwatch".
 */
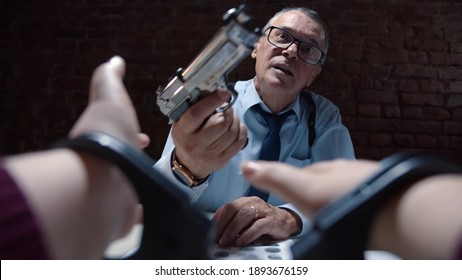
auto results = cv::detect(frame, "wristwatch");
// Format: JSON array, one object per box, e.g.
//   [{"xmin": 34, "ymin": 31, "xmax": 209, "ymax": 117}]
[{"xmin": 171, "ymin": 150, "xmax": 207, "ymax": 187}]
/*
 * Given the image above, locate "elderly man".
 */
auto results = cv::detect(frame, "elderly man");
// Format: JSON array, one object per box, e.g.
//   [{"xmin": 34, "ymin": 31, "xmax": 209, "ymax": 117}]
[{"xmin": 155, "ymin": 7, "xmax": 354, "ymax": 247}]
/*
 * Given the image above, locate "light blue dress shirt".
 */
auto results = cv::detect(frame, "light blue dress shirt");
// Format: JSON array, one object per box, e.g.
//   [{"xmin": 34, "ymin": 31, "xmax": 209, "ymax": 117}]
[{"xmin": 154, "ymin": 78, "xmax": 355, "ymax": 234}]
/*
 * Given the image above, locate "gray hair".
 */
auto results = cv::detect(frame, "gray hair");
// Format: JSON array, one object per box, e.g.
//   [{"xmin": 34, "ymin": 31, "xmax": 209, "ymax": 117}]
[{"xmin": 264, "ymin": 7, "xmax": 329, "ymax": 58}]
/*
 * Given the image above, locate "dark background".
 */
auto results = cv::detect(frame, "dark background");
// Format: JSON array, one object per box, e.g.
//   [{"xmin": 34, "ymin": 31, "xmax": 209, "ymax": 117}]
[{"xmin": 1, "ymin": 0, "xmax": 461, "ymax": 163}]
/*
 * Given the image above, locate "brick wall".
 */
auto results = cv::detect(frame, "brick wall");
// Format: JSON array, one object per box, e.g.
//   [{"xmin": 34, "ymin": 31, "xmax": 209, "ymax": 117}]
[{"xmin": 1, "ymin": 0, "xmax": 461, "ymax": 163}]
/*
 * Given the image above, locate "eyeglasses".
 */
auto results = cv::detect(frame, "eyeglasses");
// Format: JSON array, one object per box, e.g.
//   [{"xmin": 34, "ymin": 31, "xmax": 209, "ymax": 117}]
[{"xmin": 265, "ymin": 26, "xmax": 326, "ymax": 65}]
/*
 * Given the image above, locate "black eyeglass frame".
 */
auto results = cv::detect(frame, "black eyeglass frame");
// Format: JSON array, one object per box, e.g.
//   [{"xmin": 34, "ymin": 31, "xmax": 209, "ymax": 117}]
[{"xmin": 265, "ymin": 26, "xmax": 326, "ymax": 65}]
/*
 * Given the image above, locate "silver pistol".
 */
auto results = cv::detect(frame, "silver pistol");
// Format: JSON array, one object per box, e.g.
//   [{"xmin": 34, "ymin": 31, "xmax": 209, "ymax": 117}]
[{"xmin": 156, "ymin": 5, "xmax": 260, "ymax": 123}]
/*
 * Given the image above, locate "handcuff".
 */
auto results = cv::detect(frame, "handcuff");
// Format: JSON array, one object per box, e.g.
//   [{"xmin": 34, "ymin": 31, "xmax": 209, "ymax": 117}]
[
  {"xmin": 52, "ymin": 133, "xmax": 462, "ymax": 259},
  {"xmin": 52, "ymin": 132, "xmax": 213, "ymax": 259},
  {"xmin": 292, "ymin": 152, "xmax": 462, "ymax": 259}
]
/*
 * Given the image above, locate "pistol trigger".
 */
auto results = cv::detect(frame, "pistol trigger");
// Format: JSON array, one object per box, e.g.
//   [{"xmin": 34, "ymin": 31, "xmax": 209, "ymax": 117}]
[{"xmin": 215, "ymin": 89, "xmax": 237, "ymax": 113}]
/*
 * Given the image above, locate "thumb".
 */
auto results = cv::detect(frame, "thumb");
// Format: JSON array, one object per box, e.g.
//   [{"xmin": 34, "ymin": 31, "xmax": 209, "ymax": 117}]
[
  {"xmin": 90, "ymin": 56, "xmax": 128, "ymax": 105},
  {"xmin": 241, "ymin": 160, "xmax": 314, "ymax": 213},
  {"xmin": 137, "ymin": 133, "xmax": 150, "ymax": 149},
  {"xmin": 70, "ymin": 56, "xmax": 140, "ymax": 146},
  {"xmin": 108, "ymin": 55, "xmax": 126, "ymax": 77}
]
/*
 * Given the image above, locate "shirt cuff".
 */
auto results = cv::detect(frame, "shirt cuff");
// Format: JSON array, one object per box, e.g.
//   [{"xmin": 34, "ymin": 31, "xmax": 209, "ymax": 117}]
[{"xmin": 279, "ymin": 203, "xmax": 312, "ymax": 237}]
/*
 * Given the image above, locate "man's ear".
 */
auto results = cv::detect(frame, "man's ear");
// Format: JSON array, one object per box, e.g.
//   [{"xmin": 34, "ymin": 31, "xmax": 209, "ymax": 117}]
[
  {"xmin": 251, "ymin": 38, "xmax": 262, "ymax": 59},
  {"xmin": 251, "ymin": 48, "xmax": 257, "ymax": 59}
]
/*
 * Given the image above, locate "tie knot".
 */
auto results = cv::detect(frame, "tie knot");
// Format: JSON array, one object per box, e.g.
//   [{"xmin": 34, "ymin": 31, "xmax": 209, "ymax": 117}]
[{"xmin": 253, "ymin": 105, "xmax": 292, "ymax": 134}]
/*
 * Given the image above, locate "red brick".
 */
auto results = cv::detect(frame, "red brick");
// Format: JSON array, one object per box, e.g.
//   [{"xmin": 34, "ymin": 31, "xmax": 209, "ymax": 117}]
[
  {"xmin": 444, "ymin": 122, "xmax": 462, "ymax": 135},
  {"xmin": 399, "ymin": 79, "xmax": 419, "ymax": 92},
  {"xmin": 454, "ymin": 109, "xmax": 462, "ymax": 121},
  {"xmin": 422, "ymin": 107, "xmax": 451, "ymax": 121},
  {"xmin": 447, "ymin": 95, "xmax": 462, "ymax": 107},
  {"xmin": 401, "ymin": 120, "xmax": 442, "ymax": 133},
  {"xmin": 449, "ymin": 82, "xmax": 462, "ymax": 93},
  {"xmin": 384, "ymin": 105, "xmax": 401, "ymax": 118},
  {"xmin": 416, "ymin": 135, "xmax": 438, "ymax": 148},
  {"xmin": 394, "ymin": 65, "xmax": 438, "ymax": 79},
  {"xmin": 369, "ymin": 133, "xmax": 392, "ymax": 147},
  {"xmin": 358, "ymin": 104, "xmax": 381, "ymax": 117},
  {"xmin": 420, "ymin": 79, "xmax": 445, "ymax": 93},
  {"xmin": 393, "ymin": 133, "xmax": 416, "ymax": 147},
  {"xmin": 401, "ymin": 93, "xmax": 445, "ymax": 106}
]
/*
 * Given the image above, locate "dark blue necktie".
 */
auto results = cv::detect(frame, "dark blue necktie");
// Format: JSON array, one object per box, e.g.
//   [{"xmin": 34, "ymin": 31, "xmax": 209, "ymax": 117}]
[{"xmin": 247, "ymin": 105, "xmax": 292, "ymax": 201}]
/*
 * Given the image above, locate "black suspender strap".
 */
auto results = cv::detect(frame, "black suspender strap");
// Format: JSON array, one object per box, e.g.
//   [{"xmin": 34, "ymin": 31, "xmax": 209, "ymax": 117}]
[{"xmin": 301, "ymin": 89, "xmax": 317, "ymax": 147}]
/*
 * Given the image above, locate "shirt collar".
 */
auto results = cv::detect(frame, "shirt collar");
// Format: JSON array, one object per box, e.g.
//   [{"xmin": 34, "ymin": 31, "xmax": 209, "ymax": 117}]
[{"xmin": 237, "ymin": 78, "xmax": 303, "ymax": 122}]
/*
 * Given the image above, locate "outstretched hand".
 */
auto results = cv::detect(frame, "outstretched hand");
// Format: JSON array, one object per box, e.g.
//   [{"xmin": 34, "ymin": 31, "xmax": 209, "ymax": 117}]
[
  {"xmin": 3, "ymin": 56, "xmax": 147, "ymax": 259},
  {"xmin": 240, "ymin": 159, "xmax": 379, "ymax": 217},
  {"xmin": 70, "ymin": 56, "xmax": 145, "ymax": 148}
]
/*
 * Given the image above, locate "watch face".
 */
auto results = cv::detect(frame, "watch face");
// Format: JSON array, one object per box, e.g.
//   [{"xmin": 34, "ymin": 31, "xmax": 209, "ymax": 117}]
[{"xmin": 173, "ymin": 166, "xmax": 193, "ymax": 186}]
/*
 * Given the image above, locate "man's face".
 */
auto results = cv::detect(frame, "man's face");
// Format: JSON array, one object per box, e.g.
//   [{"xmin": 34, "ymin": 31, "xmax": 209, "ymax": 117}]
[{"xmin": 252, "ymin": 10, "xmax": 325, "ymax": 103}]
